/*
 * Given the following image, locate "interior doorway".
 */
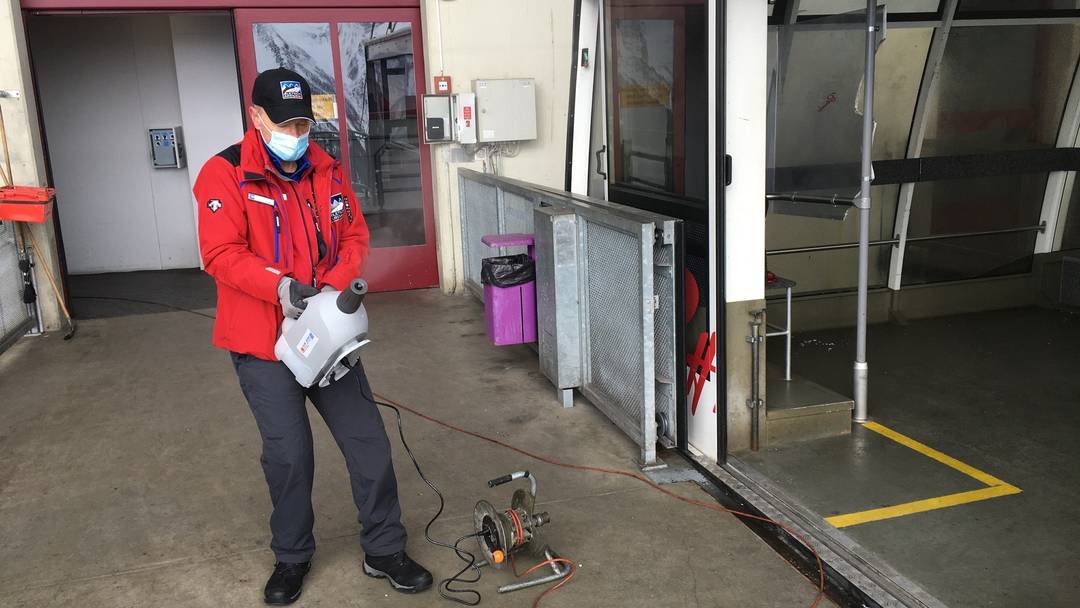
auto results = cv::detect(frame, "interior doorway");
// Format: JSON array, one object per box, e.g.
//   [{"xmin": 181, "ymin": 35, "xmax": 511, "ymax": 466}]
[{"xmin": 27, "ymin": 12, "xmax": 243, "ymax": 275}]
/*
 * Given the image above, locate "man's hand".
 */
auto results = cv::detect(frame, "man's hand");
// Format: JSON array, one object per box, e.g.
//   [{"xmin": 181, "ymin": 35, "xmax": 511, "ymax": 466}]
[{"xmin": 277, "ymin": 278, "xmax": 319, "ymax": 319}]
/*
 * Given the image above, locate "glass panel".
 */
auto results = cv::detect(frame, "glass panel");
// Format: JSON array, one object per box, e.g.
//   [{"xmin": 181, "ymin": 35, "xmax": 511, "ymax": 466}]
[
  {"xmin": 799, "ymin": 0, "xmax": 940, "ymax": 15},
  {"xmin": 921, "ymin": 24, "xmax": 1080, "ymax": 157},
  {"xmin": 901, "ymin": 174, "xmax": 1046, "ymax": 284},
  {"xmin": 1061, "ymin": 178, "xmax": 1080, "ymax": 250},
  {"xmin": 605, "ymin": 2, "xmax": 708, "ymax": 202},
  {"xmin": 612, "ymin": 17, "xmax": 677, "ymax": 192},
  {"xmin": 252, "ymin": 22, "xmax": 340, "ymax": 158},
  {"xmin": 769, "ymin": 12, "xmax": 869, "ymax": 195},
  {"xmin": 959, "ymin": 0, "xmax": 1080, "ymax": 12},
  {"xmin": 338, "ymin": 22, "xmax": 425, "ymax": 248},
  {"xmin": 765, "ymin": 25, "xmax": 926, "ymax": 293},
  {"xmin": 873, "ymin": 28, "xmax": 934, "ymax": 161}
]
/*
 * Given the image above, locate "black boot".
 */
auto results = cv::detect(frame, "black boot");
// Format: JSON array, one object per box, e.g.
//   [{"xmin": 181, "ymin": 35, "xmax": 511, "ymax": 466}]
[
  {"xmin": 363, "ymin": 551, "xmax": 433, "ymax": 593},
  {"xmin": 264, "ymin": 561, "xmax": 311, "ymax": 605}
]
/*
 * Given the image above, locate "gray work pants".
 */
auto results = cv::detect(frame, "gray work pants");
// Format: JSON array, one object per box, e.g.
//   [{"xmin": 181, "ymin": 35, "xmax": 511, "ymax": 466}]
[{"xmin": 231, "ymin": 353, "xmax": 406, "ymax": 563}]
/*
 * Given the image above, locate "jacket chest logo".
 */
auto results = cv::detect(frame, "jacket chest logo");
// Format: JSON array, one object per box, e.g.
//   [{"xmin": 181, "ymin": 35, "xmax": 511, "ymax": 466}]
[{"xmin": 330, "ymin": 193, "xmax": 345, "ymax": 221}]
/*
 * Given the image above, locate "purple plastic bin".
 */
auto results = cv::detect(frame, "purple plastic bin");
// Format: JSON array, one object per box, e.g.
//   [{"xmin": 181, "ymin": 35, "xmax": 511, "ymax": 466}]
[
  {"xmin": 484, "ymin": 281, "xmax": 538, "ymax": 345},
  {"xmin": 481, "ymin": 233, "xmax": 537, "ymax": 346}
]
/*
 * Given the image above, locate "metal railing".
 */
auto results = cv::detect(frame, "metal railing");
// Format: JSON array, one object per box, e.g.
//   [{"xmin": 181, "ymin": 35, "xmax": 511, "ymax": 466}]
[{"xmin": 766, "ymin": 223, "xmax": 1046, "ymax": 256}]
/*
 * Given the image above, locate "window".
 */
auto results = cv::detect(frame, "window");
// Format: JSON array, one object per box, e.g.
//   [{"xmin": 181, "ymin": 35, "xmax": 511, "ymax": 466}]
[
  {"xmin": 958, "ymin": 0, "xmax": 1080, "ymax": 13},
  {"xmin": 921, "ymin": 24, "xmax": 1080, "ymax": 156},
  {"xmin": 603, "ymin": 0, "xmax": 708, "ymax": 203},
  {"xmin": 798, "ymin": 0, "xmax": 940, "ymax": 15}
]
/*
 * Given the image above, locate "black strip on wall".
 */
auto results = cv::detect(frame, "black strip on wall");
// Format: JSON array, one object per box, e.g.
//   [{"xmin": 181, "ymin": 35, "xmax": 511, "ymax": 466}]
[{"xmin": 770, "ymin": 147, "xmax": 1080, "ymax": 192}]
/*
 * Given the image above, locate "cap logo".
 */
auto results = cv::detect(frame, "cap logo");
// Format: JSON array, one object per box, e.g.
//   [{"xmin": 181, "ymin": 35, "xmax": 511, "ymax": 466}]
[{"xmin": 280, "ymin": 80, "xmax": 303, "ymax": 100}]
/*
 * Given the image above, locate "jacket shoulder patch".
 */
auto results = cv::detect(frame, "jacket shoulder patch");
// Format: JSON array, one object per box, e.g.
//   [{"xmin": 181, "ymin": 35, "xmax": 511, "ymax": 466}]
[{"xmin": 215, "ymin": 144, "xmax": 242, "ymax": 167}]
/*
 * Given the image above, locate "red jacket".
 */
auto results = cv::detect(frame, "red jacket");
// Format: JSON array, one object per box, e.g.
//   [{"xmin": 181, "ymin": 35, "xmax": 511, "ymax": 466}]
[{"xmin": 193, "ymin": 128, "xmax": 370, "ymax": 360}]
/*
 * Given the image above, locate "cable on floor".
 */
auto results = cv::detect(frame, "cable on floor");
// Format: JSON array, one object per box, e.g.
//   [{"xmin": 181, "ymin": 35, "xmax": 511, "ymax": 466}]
[
  {"xmin": 103, "ymin": 301, "xmax": 826, "ymax": 606},
  {"xmin": 376, "ymin": 395, "xmax": 576, "ymax": 608},
  {"xmin": 372, "ymin": 391, "xmax": 827, "ymax": 608},
  {"xmin": 370, "ymin": 396, "xmax": 487, "ymax": 606}
]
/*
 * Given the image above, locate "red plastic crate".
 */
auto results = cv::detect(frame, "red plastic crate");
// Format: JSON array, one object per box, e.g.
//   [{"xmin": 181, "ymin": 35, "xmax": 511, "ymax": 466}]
[{"xmin": 0, "ymin": 186, "xmax": 55, "ymax": 223}]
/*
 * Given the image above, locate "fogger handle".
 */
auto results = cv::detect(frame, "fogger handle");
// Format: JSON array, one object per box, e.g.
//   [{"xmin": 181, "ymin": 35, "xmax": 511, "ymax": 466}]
[{"xmin": 488, "ymin": 470, "xmax": 530, "ymax": 488}]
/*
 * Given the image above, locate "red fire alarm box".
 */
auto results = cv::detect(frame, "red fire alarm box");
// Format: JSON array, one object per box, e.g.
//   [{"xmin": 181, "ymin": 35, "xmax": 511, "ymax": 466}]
[{"xmin": 434, "ymin": 75, "xmax": 452, "ymax": 95}]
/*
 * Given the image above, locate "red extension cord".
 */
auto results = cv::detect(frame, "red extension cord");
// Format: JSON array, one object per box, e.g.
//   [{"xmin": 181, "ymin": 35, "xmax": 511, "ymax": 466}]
[{"xmin": 373, "ymin": 392, "xmax": 826, "ymax": 608}]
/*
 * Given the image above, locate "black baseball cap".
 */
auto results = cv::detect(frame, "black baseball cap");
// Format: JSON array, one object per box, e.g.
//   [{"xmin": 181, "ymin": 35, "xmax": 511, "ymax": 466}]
[{"xmin": 251, "ymin": 68, "xmax": 315, "ymax": 125}]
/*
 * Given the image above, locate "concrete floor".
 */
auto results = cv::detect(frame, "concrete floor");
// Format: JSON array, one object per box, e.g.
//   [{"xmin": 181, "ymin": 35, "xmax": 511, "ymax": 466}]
[
  {"xmin": 748, "ymin": 306, "xmax": 1080, "ymax": 607},
  {"xmin": 0, "ymin": 272, "xmax": 828, "ymax": 607}
]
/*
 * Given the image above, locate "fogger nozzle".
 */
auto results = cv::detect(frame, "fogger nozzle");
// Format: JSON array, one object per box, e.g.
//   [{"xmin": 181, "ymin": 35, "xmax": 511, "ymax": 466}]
[{"xmin": 336, "ymin": 278, "xmax": 368, "ymax": 314}]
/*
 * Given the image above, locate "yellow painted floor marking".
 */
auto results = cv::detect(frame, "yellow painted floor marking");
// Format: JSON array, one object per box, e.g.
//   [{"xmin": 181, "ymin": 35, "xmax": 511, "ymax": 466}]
[{"xmin": 824, "ymin": 422, "xmax": 1022, "ymax": 529}]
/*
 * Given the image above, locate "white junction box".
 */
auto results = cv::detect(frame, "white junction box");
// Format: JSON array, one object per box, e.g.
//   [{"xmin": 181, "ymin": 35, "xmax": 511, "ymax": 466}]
[
  {"xmin": 454, "ymin": 92, "xmax": 477, "ymax": 145},
  {"xmin": 473, "ymin": 79, "xmax": 537, "ymax": 143}
]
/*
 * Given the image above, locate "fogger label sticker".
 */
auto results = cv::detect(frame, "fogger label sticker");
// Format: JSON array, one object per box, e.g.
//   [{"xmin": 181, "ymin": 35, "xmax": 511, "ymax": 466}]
[{"xmin": 296, "ymin": 329, "xmax": 319, "ymax": 358}]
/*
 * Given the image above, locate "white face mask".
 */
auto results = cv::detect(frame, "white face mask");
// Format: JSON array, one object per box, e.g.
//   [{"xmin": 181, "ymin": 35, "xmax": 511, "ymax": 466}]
[{"xmin": 258, "ymin": 115, "xmax": 310, "ymax": 162}]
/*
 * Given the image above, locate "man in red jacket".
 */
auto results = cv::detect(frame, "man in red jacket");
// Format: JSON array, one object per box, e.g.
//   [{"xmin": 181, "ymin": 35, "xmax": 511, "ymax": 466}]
[{"xmin": 194, "ymin": 68, "xmax": 432, "ymax": 605}]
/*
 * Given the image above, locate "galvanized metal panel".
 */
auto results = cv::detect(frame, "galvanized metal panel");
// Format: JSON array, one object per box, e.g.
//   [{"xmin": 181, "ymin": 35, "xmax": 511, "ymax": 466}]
[
  {"xmin": 460, "ymin": 176, "xmax": 501, "ymax": 298},
  {"xmin": 534, "ymin": 205, "xmax": 581, "ymax": 390},
  {"xmin": 653, "ymin": 227, "xmax": 677, "ymax": 444},
  {"xmin": 457, "ymin": 168, "xmax": 680, "ymax": 465}
]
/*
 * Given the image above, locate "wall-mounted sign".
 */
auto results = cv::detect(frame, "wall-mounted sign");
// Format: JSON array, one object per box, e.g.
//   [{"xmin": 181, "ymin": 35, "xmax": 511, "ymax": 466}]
[{"xmin": 311, "ymin": 94, "xmax": 338, "ymax": 121}]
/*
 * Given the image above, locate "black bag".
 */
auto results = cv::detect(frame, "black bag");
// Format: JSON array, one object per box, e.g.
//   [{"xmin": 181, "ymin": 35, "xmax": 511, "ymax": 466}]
[{"xmin": 481, "ymin": 254, "xmax": 535, "ymax": 288}]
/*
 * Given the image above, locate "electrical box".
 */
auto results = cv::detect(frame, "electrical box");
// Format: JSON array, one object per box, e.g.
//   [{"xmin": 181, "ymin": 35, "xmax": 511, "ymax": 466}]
[
  {"xmin": 454, "ymin": 92, "xmax": 477, "ymax": 145},
  {"xmin": 473, "ymin": 79, "xmax": 537, "ymax": 143},
  {"xmin": 422, "ymin": 95, "xmax": 453, "ymax": 143},
  {"xmin": 149, "ymin": 127, "xmax": 185, "ymax": 169}
]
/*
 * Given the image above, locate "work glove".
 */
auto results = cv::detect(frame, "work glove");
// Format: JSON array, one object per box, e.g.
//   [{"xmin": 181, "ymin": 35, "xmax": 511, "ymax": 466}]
[{"xmin": 277, "ymin": 278, "xmax": 319, "ymax": 319}]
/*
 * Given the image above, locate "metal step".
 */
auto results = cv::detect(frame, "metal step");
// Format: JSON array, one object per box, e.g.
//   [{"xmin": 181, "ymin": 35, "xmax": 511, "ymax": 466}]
[{"xmin": 765, "ymin": 363, "xmax": 853, "ymax": 445}]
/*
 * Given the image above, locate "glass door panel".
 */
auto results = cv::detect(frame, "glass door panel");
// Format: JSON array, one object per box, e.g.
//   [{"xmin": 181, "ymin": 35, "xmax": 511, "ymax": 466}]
[
  {"xmin": 235, "ymin": 9, "xmax": 438, "ymax": 292},
  {"xmin": 251, "ymin": 23, "xmax": 341, "ymax": 159},
  {"xmin": 338, "ymin": 22, "xmax": 425, "ymax": 249}
]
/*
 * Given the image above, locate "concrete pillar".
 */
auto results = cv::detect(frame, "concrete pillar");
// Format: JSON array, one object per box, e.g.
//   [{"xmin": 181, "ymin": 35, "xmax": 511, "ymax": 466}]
[
  {"xmin": 1, "ymin": 2, "xmax": 65, "ymax": 331},
  {"xmin": 723, "ymin": 0, "xmax": 767, "ymax": 453}
]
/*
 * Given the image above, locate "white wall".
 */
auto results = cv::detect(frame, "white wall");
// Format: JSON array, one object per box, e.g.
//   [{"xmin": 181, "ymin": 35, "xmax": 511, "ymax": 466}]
[
  {"xmin": 171, "ymin": 13, "xmax": 245, "ymax": 267},
  {"xmin": 31, "ymin": 15, "xmax": 200, "ymax": 274},
  {"xmin": 421, "ymin": 0, "xmax": 575, "ymax": 293}
]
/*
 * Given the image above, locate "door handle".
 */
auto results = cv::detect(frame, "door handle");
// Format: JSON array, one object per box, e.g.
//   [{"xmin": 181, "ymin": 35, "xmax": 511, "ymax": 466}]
[{"xmin": 595, "ymin": 145, "xmax": 607, "ymax": 180}]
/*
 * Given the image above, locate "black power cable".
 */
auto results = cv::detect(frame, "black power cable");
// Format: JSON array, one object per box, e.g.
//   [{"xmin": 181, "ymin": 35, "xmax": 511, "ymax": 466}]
[{"xmin": 370, "ymin": 395, "xmax": 486, "ymax": 606}]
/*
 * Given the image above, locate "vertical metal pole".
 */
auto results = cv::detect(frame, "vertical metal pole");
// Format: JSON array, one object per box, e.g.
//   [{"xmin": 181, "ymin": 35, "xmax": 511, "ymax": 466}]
[
  {"xmin": 747, "ymin": 311, "xmax": 764, "ymax": 451},
  {"xmin": 853, "ymin": 0, "xmax": 876, "ymax": 423},
  {"xmin": 785, "ymin": 285, "xmax": 791, "ymax": 381}
]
